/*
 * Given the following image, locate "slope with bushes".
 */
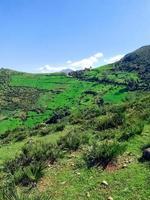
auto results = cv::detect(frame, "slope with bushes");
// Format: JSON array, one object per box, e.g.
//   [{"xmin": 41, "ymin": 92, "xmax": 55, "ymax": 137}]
[{"xmin": 0, "ymin": 46, "xmax": 150, "ymax": 199}]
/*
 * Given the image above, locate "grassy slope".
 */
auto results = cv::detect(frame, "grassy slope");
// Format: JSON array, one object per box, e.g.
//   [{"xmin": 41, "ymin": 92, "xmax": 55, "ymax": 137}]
[
  {"xmin": 0, "ymin": 69, "xmax": 127, "ymax": 132},
  {"xmin": 0, "ymin": 68, "xmax": 126, "ymax": 161},
  {"xmin": 0, "ymin": 64, "xmax": 150, "ymax": 200},
  {"xmin": 34, "ymin": 124, "xmax": 150, "ymax": 200}
]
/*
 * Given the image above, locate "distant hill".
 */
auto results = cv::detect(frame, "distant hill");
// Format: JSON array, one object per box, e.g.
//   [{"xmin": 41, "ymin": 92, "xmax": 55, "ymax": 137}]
[
  {"xmin": 116, "ymin": 45, "xmax": 150, "ymax": 89},
  {"xmin": 61, "ymin": 68, "xmax": 74, "ymax": 75},
  {"xmin": 117, "ymin": 45, "xmax": 150, "ymax": 71}
]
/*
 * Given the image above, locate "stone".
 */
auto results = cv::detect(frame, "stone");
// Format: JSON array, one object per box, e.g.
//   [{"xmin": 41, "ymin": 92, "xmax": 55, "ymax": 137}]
[
  {"xmin": 108, "ymin": 196, "xmax": 113, "ymax": 200},
  {"xmin": 76, "ymin": 172, "xmax": 81, "ymax": 175},
  {"xmin": 61, "ymin": 181, "xmax": 66, "ymax": 185},
  {"xmin": 128, "ymin": 159, "xmax": 132, "ymax": 163},
  {"xmin": 143, "ymin": 148, "xmax": 150, "ymax": 160},
  {"xmin": 101, "ymin": 180, "xmax": 108, "ymax": 186},
  {"xmin": 70, "ymin": 163, "xmax": 75, "ymax": 166},
  {"xmin": 122, "ymin": 164, "xmax": 127, "ymax": 168},
  {"xmin": 86, "ymin": 192, "xmax": 90, "ymax": 198}
]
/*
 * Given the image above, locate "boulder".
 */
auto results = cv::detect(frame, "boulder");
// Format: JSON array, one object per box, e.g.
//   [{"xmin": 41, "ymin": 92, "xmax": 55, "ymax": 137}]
[{"xmin": 143, "ymin": 148, "xmax": 150, "ymax": 160}]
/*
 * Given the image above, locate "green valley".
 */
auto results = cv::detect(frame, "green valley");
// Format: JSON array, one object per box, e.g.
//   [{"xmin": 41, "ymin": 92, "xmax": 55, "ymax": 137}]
[{"xmin": 0, "ymin": 46, "xmax": 150, "ymax": 200}]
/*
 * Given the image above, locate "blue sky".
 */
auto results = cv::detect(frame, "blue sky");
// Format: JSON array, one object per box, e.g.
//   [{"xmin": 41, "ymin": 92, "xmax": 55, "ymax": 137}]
[{"xmin": 0, "ymin": 0, "xmax": 150, "ymax": 72}]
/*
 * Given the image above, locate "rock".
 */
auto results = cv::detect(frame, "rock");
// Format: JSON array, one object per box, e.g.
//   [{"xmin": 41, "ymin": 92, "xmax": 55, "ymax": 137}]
[
  {"xmin": 108, "ymin": 196, "xmax": 113, "ymax": 200},
  {"xmin": 61, "ymin": 181, "xmax": 66, "ymax": 185},
  {"xmin": 143, "ymin": 148, "xmax": 150, "ymax": 160},
  {"xmin": 122, "ymin": 164, "xmax": 127, "ymax": 168},
  {"xmin": 101, "ymin": 180, "xmax": 109, "ymax": 186},
  {"xmin": 70, "ymin": 163, "xmax": 74, "ymax": 166},
  {"xmin": 86, "ymin": 192, "xmax": 90, "ymax": 198},
  {"xmin": 76, "ymin": 172, "xmax": 81, "ymax": 175},
  {"xmin": 128, "ymin": 159, "xmax": 132, "ymax": 163}
]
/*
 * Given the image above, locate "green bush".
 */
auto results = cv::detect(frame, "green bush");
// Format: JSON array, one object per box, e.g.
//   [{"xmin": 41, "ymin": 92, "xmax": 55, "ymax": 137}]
[
  {"xmin": 39, "ymin": 123, "xmax": 65, "ymax": 136},
  {"xmin": 95, "ymin": 129, "xmax": 117, "ymax": 141},
  {"xmin": 84, "ymin": 140, "xmax": 126, "ymax": 168},
  {"xmin": 70, "ymin": 105, "xmax": 106, "ymax": 124},
  {"xmin": 45, "ymin": 108, "xmax": 70, "ymax": 124},
  {"xmin": 93, "ymin": 112, "xmax": 124, "ymax": 131},
  {"xmin": 4, "ymin": 141, "xmax": 63, "ymax": 185},
  {"xmin": 58, "ymin": 130, "xmax": 89, "ymax": 151},
  {"xmin": 120, "ymin": 121, "xmax": 144, "ymax": 141},
  {"xmin": 21, "ymin": 141, "xmax": 62, "ymax": 164},
  {"xmin": 0, "ymin": 175, "xmax": 52, "ymax": 199},
  {"xmin": 39, "ymin": 127, "xmax": 50, "ymax": 136},
  {"xmin": 14, "ymin": 162, "xmax": 45, "ymax": 186},
  {"xmin": 14, "ymin": 132, "xmax": 26, "ymax": 142},
  {"xmin": 55, "ymin": 123, "xmax": 65, "ymax": 132},
  {"xmin": 108, "ymin": 103, "xmax": 127, "ymax": 114}
]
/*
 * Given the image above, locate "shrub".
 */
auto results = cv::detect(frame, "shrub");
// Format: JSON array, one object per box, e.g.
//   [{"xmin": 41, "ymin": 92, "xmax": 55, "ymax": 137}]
[
  {"xmin": 4, "ymin": 141, "xmax": 63, "ymax": 186},
  {"xmin": 39, "ymin": 123, "xmax": 65, "ymax": 136},
  {"xmin": 14, "ymin": 162, "xmax": 45, "ymax": 186},
  {"xmin": 84, "ymin": 90, "xmax": 98, "ymax": 96},
  {"xmin": 84, "ymin": 140, "xmax": 126, "ymax": 168},
  {"xmin": 70, "ymin": 105, "xmax": 106, "ymax": 124},
  {"xmin": 58, "ymin": 130, "xmax": 89, "ymax": 151},
  {"xmin": 96, "ymin": 97, "xmax": 104, "ymax": 107},
  {"xmin": 45, "ymin": 108, "xmax": 70, "ymax": 124},
  {"xmin": 55, "ymin": 124, "xmax": 65, "ymax": 132},
  {"xmin": 120, "ymin": 121, "xmax": 144, "ymax": 141},
  {"xmin": 95, "ymin": 129, "xmax": 118, "ymax": 141},
  {"xmin": 93, "ymin": 113, "xmax": 124, "ymax": 131},
  {"xmin": 21, "ymin": 141, "xmax": 62, "ymax": 164},
  {"xmin": 0, "ymin": 175, "xmax": 52, "ymax": 199},
  {"xmin": 14, "ymin": 132, "xmax": 26, "ymax": 142},
  {"xmin": 0, "ymin": 131, "xmax": 10, "ymax": 140},
  {"xmin": 108, "ymin": 103, "xmax": 127, "ymax": 114}
]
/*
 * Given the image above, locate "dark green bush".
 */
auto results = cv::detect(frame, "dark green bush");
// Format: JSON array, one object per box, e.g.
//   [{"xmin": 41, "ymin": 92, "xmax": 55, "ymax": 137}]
[
  {"xmin": 45, "ymin": 108, "xmax": 70, "ymax": 124},
  {"xmin": 55, "ymin": 124, "xmax": 65, "ymax": 132},
  {"xmin": 0, "ymin": 175, "xmax": 52, "ymax": 199},
  {"xmin": 4, "ymin": 141, "xmax": 62, "ymax": 186},
  {"xmin": 14, "ymin": 132, "xmax": 26, "ymax": 142},
  {"xmin": 14, "ymin": 162, "xmax": 45, "ymax": 186},
  {"xmin": 0, "ymin": 131, "xmax": 10, "ymax": 140},
  {"xmin": 58, "ymin": 130, "xmax": 89, "ymax": 151},
  {"xmin": 93, "ymin": 112, "xmax": 124, "ymax": 131},
  {"xmin": 84, "ymin": 140, "xmax": 126, "ymax": 168},
  {"xmin": 21, "ymin": 141, "xmax": 62, "ymax": 164},
  {"xmin": 108, "ymin": 103, "xmax": 127, "ymax": 114},
  {"xmin": 39, "ymin": 123, "xmax": 65, "ymax": 136},
  {"xmin": 40, "ymin": 127, "xmax": 50, "ymax": 136},
  {"xmin": 70, "ymin": 105, "xmax": 106, "ymax": 124},
  {"xmin": 96, "ymin": 97, "xmax": 104, "ymax": 107},
  {"xmin": 120, "ymin": 121, "xmax": 144, "ymax": 141},
  {"xmin": 95, "ymin": 129, "xmax": 118, "ymax": 141}
]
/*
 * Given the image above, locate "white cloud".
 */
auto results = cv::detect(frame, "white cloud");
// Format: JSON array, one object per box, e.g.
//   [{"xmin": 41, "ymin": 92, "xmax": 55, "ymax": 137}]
[
  {"xmin": 104, "ymin": 54, "xmax": 124, "ymax": 64},
  {"xmin": 38, "ymin": 52, "xmax": 104, "ymax": 73},
  {"xmin": 69, "ymin": 52, "xmax": 103, "ymax": 70}
]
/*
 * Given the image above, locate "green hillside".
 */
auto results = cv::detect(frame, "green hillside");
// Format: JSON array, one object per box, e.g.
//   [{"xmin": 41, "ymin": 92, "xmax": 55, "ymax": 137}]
[{"xmin": 0, "ymin": 46, "xmax": 150, "ymax": 200}]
